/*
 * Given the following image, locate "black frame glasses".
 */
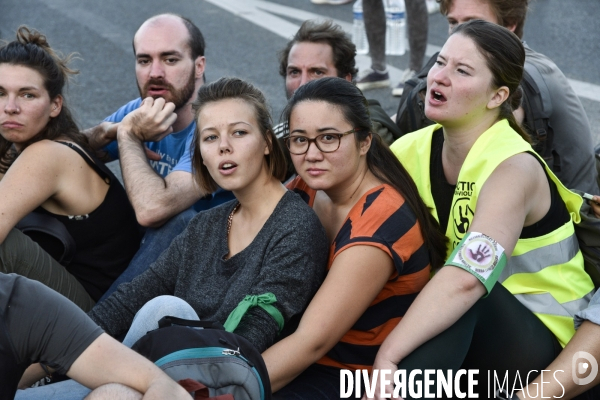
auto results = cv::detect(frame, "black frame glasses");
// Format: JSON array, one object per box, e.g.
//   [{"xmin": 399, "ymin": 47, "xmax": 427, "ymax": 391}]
[{"xmin": 284, "ymin": 129, "xmax": 357, "ymax": 155}]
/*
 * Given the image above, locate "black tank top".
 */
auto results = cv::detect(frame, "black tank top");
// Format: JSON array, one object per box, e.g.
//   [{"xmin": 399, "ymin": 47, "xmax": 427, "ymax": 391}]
[
  {"xmin": 429, "ymin": 128, "xmax": 569, "ymax": 238},
  {"xmin": 33, "ymin": 142, "xmax": 141, "ymax": 301}
]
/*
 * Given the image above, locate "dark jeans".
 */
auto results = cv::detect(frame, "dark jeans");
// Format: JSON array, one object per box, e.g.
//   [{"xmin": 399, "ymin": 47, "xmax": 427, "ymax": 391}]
[{"xmin": 275, "ymin": 284, "xmax": 562, "ymax": 399}]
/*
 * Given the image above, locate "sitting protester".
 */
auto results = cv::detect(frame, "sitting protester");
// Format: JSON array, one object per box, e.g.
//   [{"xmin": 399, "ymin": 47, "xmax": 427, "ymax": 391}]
[
  {"xmin": 0, "ymin": 27, "xmax": 140, "ymax": 311},
  {"xmin": 262, "ymin": 77, "xmax": 447, "ymax": 398},
  {"xmin": 395, "ymin": 0, "xmax": 598, "ymax": 194},
  {"xmin": 366, "ymin": 20, "xmax": 594, "ymax": 399},
  {"xmin": 511, "ymin": 288, "xmax": 600, "ymax": 399},
  {"xmin": 0, "ymin": 273, "xmax": 190, "ymax": 400},
  {"xmin": 16, "ymin": 77, "xmax": 328, "ymax": 399}
]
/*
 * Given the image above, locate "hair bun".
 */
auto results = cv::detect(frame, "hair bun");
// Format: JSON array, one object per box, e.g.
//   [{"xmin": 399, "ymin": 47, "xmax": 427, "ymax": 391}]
[
  {"xmin": 9, "ymin": 25, "xmax": 79, "ymax": 84},
  {"xmin": 16, "ymin": 26, "xmax": 51, "ymax": 51}
]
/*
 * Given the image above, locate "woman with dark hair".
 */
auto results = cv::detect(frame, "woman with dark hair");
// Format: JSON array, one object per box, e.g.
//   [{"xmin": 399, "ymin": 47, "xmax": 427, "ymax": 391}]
[
  {"xmin": 262, "ymin": 76, "xmax": 447, "ymax": 398},
  {"xmin": 367, "ymin": 20, "xmax": 594, "ymax": 398},
  {"xmin": 0, "ymin": 26, "xmax": 141, "ymax": 311}
]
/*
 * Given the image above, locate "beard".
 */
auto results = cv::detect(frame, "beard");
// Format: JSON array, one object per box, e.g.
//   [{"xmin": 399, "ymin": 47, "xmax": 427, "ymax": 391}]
[{"xmin": 138, "ymin": 68, "xmax": 196, "ymax": 110}]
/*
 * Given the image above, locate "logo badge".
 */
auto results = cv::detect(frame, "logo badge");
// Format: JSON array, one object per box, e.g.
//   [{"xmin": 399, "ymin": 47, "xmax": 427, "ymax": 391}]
[
  {"xmin": 572, "ymin": 351, "xmax": 598, "ymax": 385},
  {"xmin": 451, "ymin": 197, "xmax": 474, "ymax": 241}
]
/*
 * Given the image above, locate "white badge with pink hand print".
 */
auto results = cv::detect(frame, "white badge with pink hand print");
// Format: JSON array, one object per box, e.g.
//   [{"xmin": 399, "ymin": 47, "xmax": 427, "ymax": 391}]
[{"xmin": 447, "ymin": 232, "xmax": 507, "ymax": 293}]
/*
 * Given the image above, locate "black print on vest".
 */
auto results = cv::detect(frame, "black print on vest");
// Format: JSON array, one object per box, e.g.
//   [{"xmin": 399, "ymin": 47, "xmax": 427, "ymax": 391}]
[{"xmin": 452, "ymin": 197, "xmax": 474, "ymax": 240}]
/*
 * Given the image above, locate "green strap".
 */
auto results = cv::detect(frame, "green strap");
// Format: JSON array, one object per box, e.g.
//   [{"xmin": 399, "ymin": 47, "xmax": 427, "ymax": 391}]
[{"xmin": 223, "ymin": 293, "xmax": 284, "ymax": 333}]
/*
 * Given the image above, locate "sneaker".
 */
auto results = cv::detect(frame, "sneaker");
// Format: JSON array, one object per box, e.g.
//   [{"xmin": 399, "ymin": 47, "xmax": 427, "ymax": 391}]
[
  {"xmin": 392, "ymin": 69, "xmax": 417, "ymax": 97},
  {"xmin": 310, "ymin": 0, "xmax": 353, "ymax": 4},
  {"xmin": 356, "ymin": 68, "xmax": 390, "ymax": 91}
]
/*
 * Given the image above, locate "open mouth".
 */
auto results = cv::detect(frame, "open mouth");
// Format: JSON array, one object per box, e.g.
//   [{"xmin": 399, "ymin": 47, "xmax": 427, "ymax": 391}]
[
  {"xmin": 148, "ymin": 86, "xmax": 168, "ymax": 93},
  {"xmin": 219, "ymin": 162, "xmax": 238, "ymax": 171},
  {"xmin": 431, "ymin": 89, "xmax": 447, "ymax": 102}
]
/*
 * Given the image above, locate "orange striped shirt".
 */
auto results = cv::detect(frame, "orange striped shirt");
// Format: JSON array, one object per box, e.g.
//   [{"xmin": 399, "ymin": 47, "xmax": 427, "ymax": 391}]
[{"xmin": 287, "ymin": 177, "xmax": 431, "ymax": 371}]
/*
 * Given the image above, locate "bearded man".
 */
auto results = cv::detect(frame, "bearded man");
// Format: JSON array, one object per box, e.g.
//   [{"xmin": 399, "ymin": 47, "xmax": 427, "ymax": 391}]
[{"xmin": 84, "ymin": 14, "xmax": 233, "ymax": 301}]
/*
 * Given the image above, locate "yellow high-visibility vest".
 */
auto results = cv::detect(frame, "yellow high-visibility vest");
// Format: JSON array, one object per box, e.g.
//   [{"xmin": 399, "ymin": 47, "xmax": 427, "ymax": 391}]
[{"xmin": 390, "ymin": 120, "xmax": 594, "ymax": 346}]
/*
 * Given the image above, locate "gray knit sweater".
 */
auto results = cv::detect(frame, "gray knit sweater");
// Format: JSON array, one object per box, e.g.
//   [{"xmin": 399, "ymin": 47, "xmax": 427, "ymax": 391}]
[{"xmin": 88, "ymin": 191, "xmax": 328, "ymax": 352}]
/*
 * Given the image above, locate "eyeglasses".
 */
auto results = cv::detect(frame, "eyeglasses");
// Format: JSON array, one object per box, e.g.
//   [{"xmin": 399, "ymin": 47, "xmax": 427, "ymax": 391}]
[{"xmin": 284, "ymin": 129, "xmax": 357, "ymax": 155}]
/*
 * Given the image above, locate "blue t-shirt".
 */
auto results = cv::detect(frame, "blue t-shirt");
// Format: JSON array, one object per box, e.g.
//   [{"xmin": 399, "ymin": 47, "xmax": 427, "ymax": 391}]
[
  {"xmin": 103, "ymin": 98, "xmax": 235, "ymax": 211},
  {"xmin": 104, "ymin": 98, "xmax": 193, "ymax": 177}
]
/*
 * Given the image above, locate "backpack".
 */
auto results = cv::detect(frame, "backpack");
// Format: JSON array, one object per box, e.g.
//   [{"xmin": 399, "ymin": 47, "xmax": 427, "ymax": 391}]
[
  {"xmin": 15, "ymin": 212, "xmax": 76, "ymax": 266},
  {"xmin": 394, "ymin": 54, "xmax": 557, "ymax": 173},
  {"xmin": 131, "ymin": 316, "xmax": 272, "ymax": 400},
  {"xmin": 367, "ymin": 99, "xmax": 403, "ymax": 145},
  {"xmin": 394, "ymin": 53, "xmax": 438, "ymax": 137},
  {"xmin": 520, "ymin": 62, "xmax": 557, "ymax": 171}
]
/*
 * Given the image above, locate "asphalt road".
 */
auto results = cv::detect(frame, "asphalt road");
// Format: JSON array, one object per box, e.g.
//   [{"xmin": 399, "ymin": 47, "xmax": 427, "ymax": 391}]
[{"xmin": 1, "ymin": 0, "xmax": 599, "ymax": 143}]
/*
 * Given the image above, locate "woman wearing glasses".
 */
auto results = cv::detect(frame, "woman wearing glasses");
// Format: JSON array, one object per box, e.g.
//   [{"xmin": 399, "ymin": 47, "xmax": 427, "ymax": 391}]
[{"xmin": 262, "ymin": 77, "xmax": 447, "ymax": 398}]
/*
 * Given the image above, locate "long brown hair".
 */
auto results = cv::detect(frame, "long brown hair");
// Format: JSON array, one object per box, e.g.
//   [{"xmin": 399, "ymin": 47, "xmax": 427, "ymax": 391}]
[
  {"xmin": 283, "ymin": 77, "xmax": 448, "ymax": 269},
  {"xmin": 0, "ymin": 26, "xmax": 91, "ymax": 173}
]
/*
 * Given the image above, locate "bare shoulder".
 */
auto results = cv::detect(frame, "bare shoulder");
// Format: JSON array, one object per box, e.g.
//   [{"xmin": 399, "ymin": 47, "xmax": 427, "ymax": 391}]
[
  {"xmin": 15, "ymin": 140, "xmax": 93, "ymax": 179},
  {"xmin": 15, "ymin": 140, "xmax": 75, "ymax": 167},
  {"xmin": 20, "ymin": 139, "xmax": 62, "ymax": 152},
  {"xmin": 489, "ymin": 152, "xmax": 546, "ymax": 191},
  {"xmin": 477, "ymin": 151, "xmax": 549, "ymax": 235},
  {"xmin": 19, "ymin": 139, "xmax": 79, "ymax": 158}
]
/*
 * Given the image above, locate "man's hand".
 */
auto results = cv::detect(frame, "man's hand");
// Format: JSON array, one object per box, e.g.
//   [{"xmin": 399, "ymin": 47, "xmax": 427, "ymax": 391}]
[
  {"xmin": 83, "ymin": 121, "xmax": 120, "ymax": 150},
  {"xmin": 589, "ymin": 195, "xmax": 600, "ymax": 218},
  {"xmin": 120, "ymin": 97, "xmax": 177, "ymax": 142}
]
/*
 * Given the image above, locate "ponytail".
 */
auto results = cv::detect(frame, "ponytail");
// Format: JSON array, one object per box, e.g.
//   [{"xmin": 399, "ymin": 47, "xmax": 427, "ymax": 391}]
[
  {"xmin": 366, "ymin": 134, "xmax": 448, "ymax": 269},
  {"xmin": 500, "ymin": 85, "xmax": 531, "ymax": 144}
]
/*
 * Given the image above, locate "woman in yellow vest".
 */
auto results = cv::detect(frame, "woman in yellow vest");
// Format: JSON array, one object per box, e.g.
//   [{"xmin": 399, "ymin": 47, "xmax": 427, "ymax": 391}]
[{"xmin": 370, "ymin": 20, "xmax": 594, "ymax": 398}]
